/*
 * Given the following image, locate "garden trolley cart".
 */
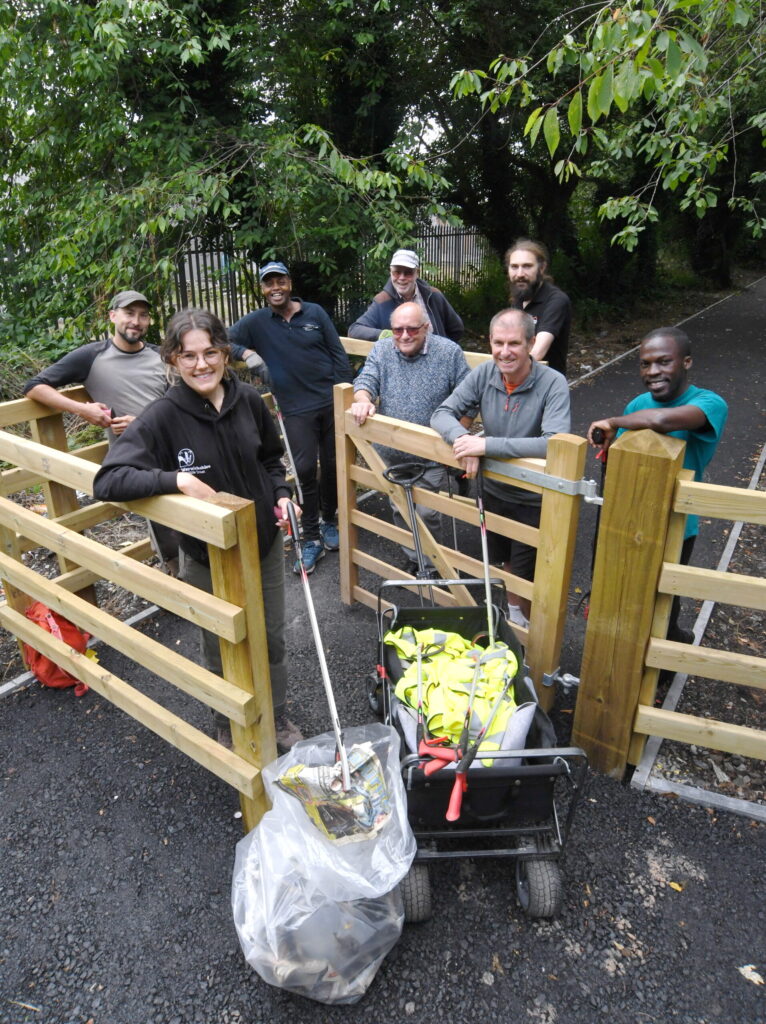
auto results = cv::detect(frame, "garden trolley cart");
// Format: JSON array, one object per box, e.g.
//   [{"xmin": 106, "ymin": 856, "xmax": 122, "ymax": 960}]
[{"xmin": 369, "ymin": 577, "xmax": 588, "ymax": 921}]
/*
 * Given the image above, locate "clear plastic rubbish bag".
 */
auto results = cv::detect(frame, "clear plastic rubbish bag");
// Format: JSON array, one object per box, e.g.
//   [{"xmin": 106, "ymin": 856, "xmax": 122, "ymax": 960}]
[{"xmin": 231, "ymin": 722, "xmax": 416, "ymax": 1004}]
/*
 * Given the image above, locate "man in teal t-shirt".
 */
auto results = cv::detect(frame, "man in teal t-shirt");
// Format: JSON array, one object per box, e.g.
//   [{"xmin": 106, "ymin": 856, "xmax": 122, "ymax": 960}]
[{"xmin": 587, "ymin": 326, "xmax": 728, "ymax": 643}]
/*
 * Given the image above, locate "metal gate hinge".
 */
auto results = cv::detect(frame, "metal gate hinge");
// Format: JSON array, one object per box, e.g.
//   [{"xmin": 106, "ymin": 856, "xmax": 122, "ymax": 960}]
[{"xmin": 483, "ymin": 459, "xmax": 603, "ymax": 504}]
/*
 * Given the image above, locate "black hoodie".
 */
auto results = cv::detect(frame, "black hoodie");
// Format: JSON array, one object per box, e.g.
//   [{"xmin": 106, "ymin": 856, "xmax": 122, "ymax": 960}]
[{"xmin": 94, "ymin": 375, "xmax": 291, "ymax": 563}]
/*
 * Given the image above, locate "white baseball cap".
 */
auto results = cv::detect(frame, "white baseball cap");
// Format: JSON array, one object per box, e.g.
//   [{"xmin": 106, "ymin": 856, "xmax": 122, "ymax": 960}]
[{"xmin": 390, "ymin": 249, "xmax": 420, "ymax": 269}]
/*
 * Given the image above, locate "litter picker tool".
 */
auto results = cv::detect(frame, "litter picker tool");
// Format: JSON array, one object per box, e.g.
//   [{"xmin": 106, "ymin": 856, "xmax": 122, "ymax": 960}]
[
  {"xmin": 273, "ymin": 396, "xmax": 304, "ymax": 506},
  {"xmin": 445, "ymin": 667, "xmax": 515, "ymax": 822},
  {"xmin": 475, "ymin": 468, "xmax": 496, "ymax": 648},
  {"xmin": 284, "ymin": 501, "xmax": 350, "ymax": 788},
  {"xmin": 414, "ymin": 643, "xmax": 458, "ymax": 773}
]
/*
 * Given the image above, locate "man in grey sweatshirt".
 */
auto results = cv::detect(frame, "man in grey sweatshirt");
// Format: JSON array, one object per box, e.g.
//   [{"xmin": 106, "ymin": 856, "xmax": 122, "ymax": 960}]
[
  {"xmin": 351, "ymin": 301, "xmax": 470, "ymax": 570},
  {"xmin": 431, "ymin": 308, "xmax": 570, "ymax": 623}
]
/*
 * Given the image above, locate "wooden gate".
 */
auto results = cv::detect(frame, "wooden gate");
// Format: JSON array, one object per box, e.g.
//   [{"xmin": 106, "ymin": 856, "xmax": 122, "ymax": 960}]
[
  {"xmin": 573, "ymin": 429, "xmax": 766, "ymax": 777},
  {"xmin": 333, "ymin": 382, "xmax": 588, "ymax": 708},
  {"xmin": 0, "ymin": 394, "xmax": 277, "ymax": 831}
]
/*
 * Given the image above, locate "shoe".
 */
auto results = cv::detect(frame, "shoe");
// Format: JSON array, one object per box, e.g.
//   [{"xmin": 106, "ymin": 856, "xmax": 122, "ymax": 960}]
[
  {"xmin": 403, "ymin": 559, "xmax": 419, "ymax": 576},
  {"xmin": 507, "ymin": 604, "xmax": 530, "ymax": 629},
  {"xmin": 275, "ymin": 716, "xmax": 304, "ymax": 754},
  {"xmin": 216, "ymin": 724, "xmax": 233, "ymax": 750},
  {"xmin": 667, "ymin": 625, "xmax": 693, "ymax": 644},
  {"xmin": 320, "ymin": 520, "xmax": 340, "ymax": 551},
  {"xmin": 294, "ymin": 539, "xmax": 325, "ymax": 575}
]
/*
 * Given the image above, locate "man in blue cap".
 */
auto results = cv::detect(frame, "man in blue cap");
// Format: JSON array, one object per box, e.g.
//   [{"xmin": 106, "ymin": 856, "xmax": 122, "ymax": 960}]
[{"xmin": 229, "ymin": 262, "xmax": 353, "ymax": 574}]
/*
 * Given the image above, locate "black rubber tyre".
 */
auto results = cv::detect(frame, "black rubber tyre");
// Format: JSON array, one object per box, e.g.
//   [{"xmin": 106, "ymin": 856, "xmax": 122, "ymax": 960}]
[
  {"xmin": 400, "ymin": 863, "xmax": 432, "ymax": 923},
  {"xmin": 367, "ymin": 671, "xmax": 382, "ymax": 716},
  {"xmin": 516, "ymin": 842, "xmax": 563, "ymax": 919}
]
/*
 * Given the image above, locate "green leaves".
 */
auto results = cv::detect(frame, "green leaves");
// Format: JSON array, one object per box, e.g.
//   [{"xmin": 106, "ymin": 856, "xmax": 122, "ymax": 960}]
[
  {"xmin": 450, "ymin": 0, "xmax": 766, "ymax": 249},
  {"xmin": 543, "ymin": 107, "xmax": 561, "ymax": 157}
]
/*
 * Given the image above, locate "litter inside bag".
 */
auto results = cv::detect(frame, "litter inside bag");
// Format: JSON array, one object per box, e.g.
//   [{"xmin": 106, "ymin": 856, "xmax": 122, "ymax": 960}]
[{"xmin": 232, "ymin": 722, "xmax": 416, "ymax": 1004}]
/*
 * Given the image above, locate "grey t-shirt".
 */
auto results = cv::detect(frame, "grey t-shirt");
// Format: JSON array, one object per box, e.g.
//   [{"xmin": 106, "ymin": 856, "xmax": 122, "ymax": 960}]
[{"xmin": 24, "ymin": 339, "xmax": 166, "ymax": 442}]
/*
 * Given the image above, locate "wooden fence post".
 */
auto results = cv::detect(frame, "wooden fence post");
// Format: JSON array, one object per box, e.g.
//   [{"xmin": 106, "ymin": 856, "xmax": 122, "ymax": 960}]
[
  {"xmin": 526, "ymin": 434, "xmax": 587, "ymax": 711},
  {"xmin": 573, "ymin": 430, "xmax": 685, "ymax": 777},
  {"xmin": 335, "ymin": 383, "xmax": 358, "ymax": 607},
  {"xmin": 30, "ymin": 413, "xmax": 96, "ymax": 603},
  {"xmin": 207, "ymin": 495, "xmax": 276, "ymax": 832}
]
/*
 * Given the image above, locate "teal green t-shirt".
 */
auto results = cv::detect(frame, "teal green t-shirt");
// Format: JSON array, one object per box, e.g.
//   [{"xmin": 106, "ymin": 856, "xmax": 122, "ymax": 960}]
[{"xmin": 618, "ymin": 384, "xmax": 728, "ymax": 538}]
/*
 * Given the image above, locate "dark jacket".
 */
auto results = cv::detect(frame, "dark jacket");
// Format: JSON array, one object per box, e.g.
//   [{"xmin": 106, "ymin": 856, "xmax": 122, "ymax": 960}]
[
  {"xmin": 348, "ymin": 279, "xmax": 464, "ymax": 343},
  {"xmin": 228, "ymin": 299, "xmax": 353, "ymax": 416},
  {"xmin": 94, "ymin": 375, "xmax": 291, "ymax": 563}
]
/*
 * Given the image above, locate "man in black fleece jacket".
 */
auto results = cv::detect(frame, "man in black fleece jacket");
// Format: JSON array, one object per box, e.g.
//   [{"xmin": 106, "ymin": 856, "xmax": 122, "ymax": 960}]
[{"xmin": 228, "ymin": 261, "xmax": 353, "ymax": 575}]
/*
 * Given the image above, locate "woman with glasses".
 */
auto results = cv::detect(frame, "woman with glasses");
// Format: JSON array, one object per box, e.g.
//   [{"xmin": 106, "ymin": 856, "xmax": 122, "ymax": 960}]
[{"xmin": 94, "ymin": 308, "xmax": 303, "ymax": 752}]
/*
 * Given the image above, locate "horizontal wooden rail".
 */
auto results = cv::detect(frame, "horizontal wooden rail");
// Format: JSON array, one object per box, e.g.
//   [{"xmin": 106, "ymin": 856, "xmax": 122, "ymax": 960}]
[
  {"xmin": 0, "ymin": 430, "xmax": 237, "ymax": 549},
  {"xmin": 0, "ymin": 552, "xmax": 255, "ymax": 724},
  {"xmin": 675, "ymin": 479, "xmax": 766, "ymax": 525},
  {"xmin": 15, "ymin": 501, "xmax": 127, "ymax": 556},
  {"xmin": 349, "ymin": 507, "xmax": 534, "ymax": 600},
  {"xmin": 646, "ymin": 637, "xmax": 766, "ymax": 690},
  {"xmin": 0, "ymin": 604, "xmax": 260, "ymax": 797},
  {"xmin": 339, "ymin": 336, "xmax": 491, "ymax": 371},
  {"xmin": 349, "ymin": 464, "xmax": 541, "ymax": 546},
  {"xmin": 0, "ymin": 387, "xmax": 90, "ymax": 427},
  {"xmin": 53, "ymin": 539, "xmax": 154, "ymax": 591},
  {"xmin": 343, "ymin": 409, "xmax": 545, "ymax": 497},
  {"xmin": 659, "ymin": 562, "xmax": 766, "ymax": 610},
  {"xmin": 634, "ymin": 704, "xmax": 766, "ymax": 761},
  {"xmin": 0, "ymin": 495, "xmax": 245, "ymax": 641}
]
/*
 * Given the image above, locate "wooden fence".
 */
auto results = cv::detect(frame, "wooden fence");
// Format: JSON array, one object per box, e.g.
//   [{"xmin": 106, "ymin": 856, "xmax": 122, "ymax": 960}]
[
  {"xmin": 0, "ymin": 394, "xmax": 278, "ymax": 832},
  {"xmin": 333, "ymin": 382, "xmax": 588, "ymax": 710},
  {"xmin": 573, "ymin": 429, "xmax": 766, "ymax": 776}
]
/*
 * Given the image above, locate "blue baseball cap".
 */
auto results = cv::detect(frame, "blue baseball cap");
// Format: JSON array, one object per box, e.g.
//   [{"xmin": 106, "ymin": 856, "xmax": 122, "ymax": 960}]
[{"xmin": 259, "ymin": 261, "xmax": 290, "ymax": 280}]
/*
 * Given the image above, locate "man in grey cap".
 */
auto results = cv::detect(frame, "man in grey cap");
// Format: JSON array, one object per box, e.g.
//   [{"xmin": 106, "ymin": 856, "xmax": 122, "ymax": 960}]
[
  {"xmin": 24, "ymin": 290, "xmax": 166, "ymax": 441},
  {"xmin": 24, "ymin": 289, "xmax": 177, "ymax": 567},
  {"xmin": 348, "ymin": 249, "xmax": 464, "ymax": 343}
]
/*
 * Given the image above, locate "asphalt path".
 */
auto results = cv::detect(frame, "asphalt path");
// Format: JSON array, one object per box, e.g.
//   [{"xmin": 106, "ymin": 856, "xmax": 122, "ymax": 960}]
[{"xmin": 1, "ymin": 280, "xmax": 765, "ymax": 1024}]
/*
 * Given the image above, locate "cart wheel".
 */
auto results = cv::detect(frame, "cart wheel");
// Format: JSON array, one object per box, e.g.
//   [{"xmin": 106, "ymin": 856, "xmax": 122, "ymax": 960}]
[
  {"xmin": 367, "ymin": 671, "xmax": 382, "ymax": 716},
  {"xmin": 516, "ymin": 843, "xmax": 563, "ymax": 919},
  {"xmin": 400, "ymin": 863, "xmax": 432, "ymax": 923}
]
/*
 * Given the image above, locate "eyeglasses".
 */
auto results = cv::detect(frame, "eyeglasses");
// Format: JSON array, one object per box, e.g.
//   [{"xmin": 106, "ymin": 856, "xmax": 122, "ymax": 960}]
[
  {"xmin": 176, "ymin": 348, "xmax": 224, "ymax": 368},
  {"xmin": 391, "ymin": 324, "xmax": 425, "ymax": 336}
]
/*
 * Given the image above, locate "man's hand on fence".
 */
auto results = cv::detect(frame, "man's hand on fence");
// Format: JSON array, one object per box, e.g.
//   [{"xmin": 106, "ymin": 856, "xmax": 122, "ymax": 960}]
[
  {"xmin": 587, "ymin": 419, "xmax": 616, "ymax": 451},
  {"xmin": 453, "ymin": 433, "xmax": 485, "ymax": 462},
  {"xmin": 351, "ymin": 400, "xmax": 377, "ymax": 426}
]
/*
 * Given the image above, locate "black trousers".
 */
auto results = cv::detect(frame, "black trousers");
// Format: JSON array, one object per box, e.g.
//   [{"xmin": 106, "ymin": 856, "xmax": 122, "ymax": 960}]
[{"xmin": 283, "ymin": 403, "xmax": 337, "ymax": 541}]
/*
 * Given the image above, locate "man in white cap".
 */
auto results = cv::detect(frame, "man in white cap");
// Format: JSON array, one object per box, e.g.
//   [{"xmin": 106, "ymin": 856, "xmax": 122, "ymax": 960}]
[
  {"xmin": 24, "ymin": 290, "xmax": 166, "ymax": 442},
  {"xmin": 348, "ymin": 249, "xmax": 464, "ymax": 343}
]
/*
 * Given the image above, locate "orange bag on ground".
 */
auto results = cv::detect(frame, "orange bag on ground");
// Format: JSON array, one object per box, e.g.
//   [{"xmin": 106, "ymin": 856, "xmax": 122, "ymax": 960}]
[{"xmin": 23, "ymin": 601, "xmax": 90, "ymax": 697}]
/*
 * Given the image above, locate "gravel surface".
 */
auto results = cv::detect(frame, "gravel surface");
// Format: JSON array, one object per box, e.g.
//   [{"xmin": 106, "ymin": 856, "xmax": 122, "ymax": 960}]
[
  {"xmin": 2, "ymin": 275, "xmax": 765, "ymax": 1023},
  {"xmin": 2, "ymin": 591, "xmax": 765, "ymax": 1024}
]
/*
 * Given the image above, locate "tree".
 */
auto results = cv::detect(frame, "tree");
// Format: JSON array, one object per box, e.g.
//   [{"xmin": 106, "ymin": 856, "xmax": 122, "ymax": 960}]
[
  {"xmin": 451, "ymin": 0, "xmax": 766, "ymax": 262},
  {"xmin": 0, "ymin": 0, "xmax": 449, "ymax": 347}
]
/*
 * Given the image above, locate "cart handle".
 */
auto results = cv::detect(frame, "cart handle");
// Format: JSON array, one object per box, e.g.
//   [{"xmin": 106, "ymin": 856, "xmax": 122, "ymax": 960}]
[{"xmin": 383, "ymin": 462, "xmax": 428, "ymax": 487}]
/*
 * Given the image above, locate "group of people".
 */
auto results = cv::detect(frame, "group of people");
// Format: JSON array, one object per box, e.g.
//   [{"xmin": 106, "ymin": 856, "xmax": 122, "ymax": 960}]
[{"xmin": 22, "ymin": 239, "xmax": 727, "ymax": 748}]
